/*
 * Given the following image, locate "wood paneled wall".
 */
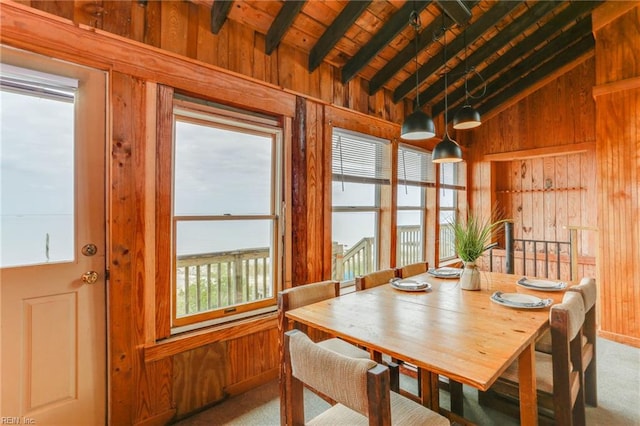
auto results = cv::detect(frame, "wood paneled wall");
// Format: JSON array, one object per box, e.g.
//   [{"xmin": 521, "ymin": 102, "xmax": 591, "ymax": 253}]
[{"xmin": 592, "ymin": 2, "xmax": 640, "ymax": 346}]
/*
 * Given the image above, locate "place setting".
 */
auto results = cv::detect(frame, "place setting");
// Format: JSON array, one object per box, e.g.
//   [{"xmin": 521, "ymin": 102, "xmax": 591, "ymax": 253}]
[
  {"xmin": 426, "ymin": 266, "xmax": 462, "ymax": 279},
  {"xmin": 389, "ymin": 277, "xmax": 432, "ymax": 292},
  {"xmin": 490, "ymin": 291, "xmax": 553, "ymax": 309}
]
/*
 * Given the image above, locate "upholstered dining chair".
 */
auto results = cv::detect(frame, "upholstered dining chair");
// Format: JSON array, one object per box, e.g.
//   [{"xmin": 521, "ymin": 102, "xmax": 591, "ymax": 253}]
[
  {"xmin": 397, "ymin": 261, "xmax": 429, "ymax": 278},
  {"xmin": 567, "ymin": 277, "xmax": 597, "ymax": 407},
  {"xmin": 278, "ymin": 280, "xmax": 398, "ymax": 424},
  {"xmin": 282, "ymin": 329, "xmax": 450, "ymax": 426},
  {"xmin": 479, "ymin": 290, "xmax": 587, "ymax": 425},
  {"xmin": 355, "ymin": 268, "xmax": 397, "ymax": 291}
]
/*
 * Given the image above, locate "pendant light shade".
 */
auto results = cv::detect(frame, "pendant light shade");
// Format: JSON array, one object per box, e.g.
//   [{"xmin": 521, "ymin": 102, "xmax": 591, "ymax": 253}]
[
  {"xmin": 453, "ymin": 104, "xmax": 481, "ymax": 129},
  {"xmin": 400, "ymin": 10, "xmax": 436, "ymax": 141},
  {"xmin": 401, "ymin": 109, "xmax": 436, "ymax": 140},
  {"xmin": 432, "ymin": 134, "xmax": 463, "ymax": 163}
]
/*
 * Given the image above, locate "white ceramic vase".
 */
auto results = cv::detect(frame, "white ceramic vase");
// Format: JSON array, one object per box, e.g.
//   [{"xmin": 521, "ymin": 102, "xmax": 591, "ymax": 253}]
[{"xmin": 460, "ymin": 261, "xmax": 481, "ymax": 291}]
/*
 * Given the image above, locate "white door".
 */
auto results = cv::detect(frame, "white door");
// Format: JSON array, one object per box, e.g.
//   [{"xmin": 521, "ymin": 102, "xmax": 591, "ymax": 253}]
[{"xmin": 0, "ymin": 47, "xmax": 106, "ymax": 425}]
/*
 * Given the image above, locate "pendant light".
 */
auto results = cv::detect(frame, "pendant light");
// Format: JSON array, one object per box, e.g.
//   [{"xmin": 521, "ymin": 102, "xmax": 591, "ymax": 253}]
[
  {"xmin": 453, "ymin": 30, "xmax": 483, "ymax": 130},
  {"xmin": 401, "ymin": 10, "xmax": 435, "ymax": 140},
  {"xmin": 432, "ymin": 25, "xmax": 462, "ymax": 163}
]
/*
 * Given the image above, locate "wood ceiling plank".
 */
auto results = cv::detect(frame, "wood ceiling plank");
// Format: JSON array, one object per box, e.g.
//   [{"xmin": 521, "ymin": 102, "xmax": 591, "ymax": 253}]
[
  {"xmin": 309, "ymin": 1, "xmax": 371, "ymax": 72},
  {"xmin": 369, "ymin": 0, "xmax": 487, "ymax": 95},
  {"xmin": 478, "ymin": 32, "xmax": 595, "ymax": 116},
  {"xmin": 413, "ymin": 0, "xmax": 562, "ymax": 107},
  {"xmin": 434, "ymin": 1, "xmax": 603, "ymax": 116},
  {"xmin": 265, "ymin": 0, "xmax": 306, "ymax": 55},
  {"xmin": 391, "ymin": 0, "xmax": 523, "ymax": 101},
  {"xmin": 210, "ymin": 0, "xmax": 232, "ymax": 34},
  {"xmin": 340, "ymin": 0, "xmax": 430, "ymax": 84}
]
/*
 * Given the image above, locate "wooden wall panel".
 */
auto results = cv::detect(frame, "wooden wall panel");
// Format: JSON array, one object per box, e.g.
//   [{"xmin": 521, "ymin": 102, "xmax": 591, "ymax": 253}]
[
  {"xmin": 173, "ymin": 342, "xmax": 226, "ymax": 418},
  {"xmin": 593, "ymin": 3, "xmax": 640, "ymax": 346}
]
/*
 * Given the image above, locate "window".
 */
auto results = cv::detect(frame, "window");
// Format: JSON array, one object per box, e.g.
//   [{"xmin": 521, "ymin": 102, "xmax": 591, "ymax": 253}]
[
  {"xmin": 396, "ymin": 145, "xmax": 434, "ymax": 267},
  {"xmin": 438, "ymin": 162, "xmax": 466, "ymax": 261},
  {"xmin": 1, "ymin": 64, "xmax": 77, "ymax": 268},
  {"xmin": 331, "ymin": 128, "xmax": 390, "ymax": 282},
  {"xmin": 171, "ymin": 100, "xmax": 282, "ymax": 332}
]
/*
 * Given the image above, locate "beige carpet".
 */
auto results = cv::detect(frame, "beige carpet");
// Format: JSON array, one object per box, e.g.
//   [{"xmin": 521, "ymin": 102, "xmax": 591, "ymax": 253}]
[{"xmin": 175, "ymin": 337, "xmax": 640, "ymax": 425}]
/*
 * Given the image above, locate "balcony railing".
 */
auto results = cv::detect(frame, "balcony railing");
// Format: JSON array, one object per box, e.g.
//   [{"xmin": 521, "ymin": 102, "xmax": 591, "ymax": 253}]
[{"xmin": 176, "ymin": 248, "xmax": 271, "ymax": 317}]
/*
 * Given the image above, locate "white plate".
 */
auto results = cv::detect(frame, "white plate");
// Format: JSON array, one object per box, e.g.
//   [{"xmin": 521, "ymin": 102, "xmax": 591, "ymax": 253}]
[
  {"xmin": 390, "ymin": 278, "xmax": 431, "ymax": 292},
  {"xmin": 517, "ymin": 277, "xmax": 567, "ymax": 291},
  {"xmin": 491, "ymin": 291, "xmax": 552, "ymax": 309},
  {"xmin": 427, "ymin": 267, "xmax": 461, "ymax": 279}
]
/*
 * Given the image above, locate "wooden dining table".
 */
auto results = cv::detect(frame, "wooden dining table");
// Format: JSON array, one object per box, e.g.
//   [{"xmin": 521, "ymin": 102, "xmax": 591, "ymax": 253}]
[{"xmin": 285, "ymin": 271, "xmax": 568, "ymax": 425}]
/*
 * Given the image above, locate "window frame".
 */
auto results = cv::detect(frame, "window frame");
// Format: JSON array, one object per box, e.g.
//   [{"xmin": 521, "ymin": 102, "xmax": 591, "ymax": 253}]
[
  {"xmin": 437, "ymin": 161, "xmax": 467, "ymax": 263},
  {"xmin": 330, "ymin": 128, "xmax": 391, "ymax": 283},
  {"xmin": 169, "ymin": 98, "xmax": 284, "ymax": 333}
]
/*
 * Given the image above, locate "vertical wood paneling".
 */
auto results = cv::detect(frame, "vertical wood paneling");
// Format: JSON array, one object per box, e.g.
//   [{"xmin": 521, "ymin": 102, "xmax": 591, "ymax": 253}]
[
  {"xmin": 102, "ymin": 1, "xmax": 133, "ymax": 38},
  {"xmin": 593, "ymin": 4, "xmax": 640, "ymax": 346},
  {"xmin": 291, "ymin": 97, "xmax": 308, "ymax": 286},
  {"xmin": 160, "ymin": 0, "xmax": 188, "ymax": 56}
]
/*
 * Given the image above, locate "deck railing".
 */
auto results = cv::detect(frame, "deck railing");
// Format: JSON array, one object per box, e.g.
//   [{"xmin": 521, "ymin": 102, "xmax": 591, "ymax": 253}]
[{"xmin": 176, "ymin": 248, "xmax": 271, "ymax": 317}]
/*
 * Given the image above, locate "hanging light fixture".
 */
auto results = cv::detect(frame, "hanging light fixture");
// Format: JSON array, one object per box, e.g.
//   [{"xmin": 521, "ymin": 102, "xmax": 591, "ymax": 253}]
[
  {"xmin": 453, "ymin": 29, "xmax": 483, "ymax": 130},
  {"xmin": 432, "ymin": 25, "xmax": 462, "ymax": 163},
  {"xmin": 401, "ymin": 10, "xmax": 436, "ymax": 140}
]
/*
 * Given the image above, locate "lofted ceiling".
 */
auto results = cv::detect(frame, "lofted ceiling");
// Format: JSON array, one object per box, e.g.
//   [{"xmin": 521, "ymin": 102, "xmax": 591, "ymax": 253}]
[{"xmin": 194, "ymin": 0, "xmax": 601, "ymax": 120}]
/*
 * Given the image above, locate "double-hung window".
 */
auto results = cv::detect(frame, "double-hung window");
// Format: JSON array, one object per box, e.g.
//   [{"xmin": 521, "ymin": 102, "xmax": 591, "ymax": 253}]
[
  {"xmin": 171, "ymin": 99, "xmax": 282, "ymax": 332},
  {"xmin": 331, "ymin": 128, "xmax": 390, "ymax": 282},
  {"xmin": 438, "ymin": 162, "xmax": 466, "ymax": 261},
  {"xmin": 396, "ymin": 145, "xmax": 434, "ymax": 267}
]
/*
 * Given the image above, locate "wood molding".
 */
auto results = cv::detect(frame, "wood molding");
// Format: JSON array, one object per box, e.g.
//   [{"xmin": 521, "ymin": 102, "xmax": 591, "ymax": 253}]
[
  {"xmin": 593, "ymin": 76, "xmax": 640, "ymax": 98},
  {"xmin": 598, "ymin": 330, "xmax": 640, "ymax": 349},
  {"xmin": 592, "ymin": 1, "xmax": 640, "ymax": 32},
  {"xmin": 481, "ymin": 141, "xmax": 595, "ymax": 162},
  {"xmin": 326, "ymin": 104, "xmax": 399, "ymax": 141},
  {"xmin": 133, "ymin": 409, "xmax": 177, "ymax": 426},
  {"xmin": 0, "ymin": 0, "xmax": 296, "ymax": 118},
  {"xmin": 224, "ymin": 368, "xmax": 279, "ymax": 397},
  {"xmin": 144, "ymin": 314, "xmax": 277, "ymax": 362}
]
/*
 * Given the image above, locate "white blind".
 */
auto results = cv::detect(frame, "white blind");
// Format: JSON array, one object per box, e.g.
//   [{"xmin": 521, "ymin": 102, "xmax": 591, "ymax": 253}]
[
  {"xmin": 398, "ymin": 144, "xmax": 435, "ymax": 187},
  {"xmin": 332, "ymin": 128, "xmax": 390, "ymax": 185},
  {"xmin": 440, "ymin": 162, "xmax": 465, "ymax": 188}
]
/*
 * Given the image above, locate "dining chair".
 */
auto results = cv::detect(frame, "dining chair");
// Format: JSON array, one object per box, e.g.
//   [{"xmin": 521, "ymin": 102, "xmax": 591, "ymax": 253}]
[
  {"xmin": 278, "ymin": 280, "xmax": 399, "ymax": 424},
  {"xmin": 397, "ymin": 261, "xmax": 429, "ymax": 278},
  {"xmin": 479, "ymin": 290, "xmax": 587, "ymax": 425},
  {"xmin": 282, "ymin": 329, "xmax": 450, "ymax": 426},
  {"xmin": 355, "ymin": 268, "xmax": 397, "ymax": 291},
  {"xmin": 567, "ymin": 277, "xmax": 597, "ymax": 407}
]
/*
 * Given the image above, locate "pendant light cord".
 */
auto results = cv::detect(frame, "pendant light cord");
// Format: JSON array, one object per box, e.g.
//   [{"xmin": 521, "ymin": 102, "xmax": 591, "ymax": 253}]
[
  {"xmin": 443, "ymin": 20, "xmax": 450, "ymax": 138},
  {"xmin": 410, "ymin": 10, "xmax": 421, "ymax": 110}
]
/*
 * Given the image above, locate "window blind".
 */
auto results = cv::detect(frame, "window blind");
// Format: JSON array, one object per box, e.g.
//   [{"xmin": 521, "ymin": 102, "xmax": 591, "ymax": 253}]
[
  {"xmin": 398, "ymin": 144, "xmax": 435, "ymax": 187},
  {"xmin": 440, "ymin": 162, "xmax": 466, "ymax": 189},
  {"xmin": 332, "ymin": 128, "xmax": 390, "ymax": 185},
  {"xmin": 0, "ymin": 64, "xmax": 76, "ymax": 102}
]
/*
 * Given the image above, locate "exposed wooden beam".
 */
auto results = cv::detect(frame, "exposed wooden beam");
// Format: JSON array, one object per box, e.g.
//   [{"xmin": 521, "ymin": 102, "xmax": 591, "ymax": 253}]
[
  {"xmin": 210, "ymin": 0, "xmax": 233, "ymax": 34},
  {"xmin": 309, "ymin": 1, "xmax": 371, "ymax": 72},
  {"xmin": 434, "ymin": 2, "xmax": 601, "ymax": 116},
  {"xmin": 265, "ymin": 0, "xmax": 306, "ymax": 55},
  {"xmin": 390, "ymin": 0, "xmax": 521, "ymax": 101},
  {"xmin": 477, "ymin": 33, "xmax": 595, "ymax": 116},
  {"xmin": 414, "ymin": 1, "xmax": 562, "ymax": 107},
  {"xmin": 340, "ymin": 0, "xmax": 430, "ymax": 84},
  {"xmin": 435, "ymin": 0, "xmax": 471, "ymax": 25},
  {"xmin": 368, "ymin": 13, "xmax": 455, "ymax": 95}
]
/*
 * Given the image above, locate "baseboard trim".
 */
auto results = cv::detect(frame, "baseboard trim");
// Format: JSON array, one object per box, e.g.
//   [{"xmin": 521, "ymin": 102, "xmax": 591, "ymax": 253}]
[
  {"xmin": 225, "ymin": 368, "xmax": 279, "ymax": 397},
  {"xmin": 598, "ymin": 330, "xmax": 640, "ymax": 348}
]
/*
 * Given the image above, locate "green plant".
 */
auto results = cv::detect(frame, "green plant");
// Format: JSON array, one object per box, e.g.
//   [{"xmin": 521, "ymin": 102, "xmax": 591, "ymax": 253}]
[{"xmin": 449, "ymin": 210, "xmax": 508, "ymax": 263}]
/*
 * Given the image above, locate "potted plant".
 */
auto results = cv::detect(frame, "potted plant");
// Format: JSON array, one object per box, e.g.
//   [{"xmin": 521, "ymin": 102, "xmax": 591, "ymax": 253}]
[{"xmin": 449, "ymin": 210, "xmax": 507, "ymax": 290}]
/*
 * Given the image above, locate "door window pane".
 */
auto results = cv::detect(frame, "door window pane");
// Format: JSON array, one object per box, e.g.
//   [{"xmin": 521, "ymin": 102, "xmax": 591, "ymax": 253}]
[{"xmin": 1, "ymin": 70, "xmax": 76, "ymax": 268}]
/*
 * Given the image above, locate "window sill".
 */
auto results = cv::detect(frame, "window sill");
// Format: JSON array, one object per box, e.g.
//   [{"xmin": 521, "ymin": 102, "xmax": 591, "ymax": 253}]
[{"xmin": 144, "ymin": 311, "xmax": 278, "ymax": 363}]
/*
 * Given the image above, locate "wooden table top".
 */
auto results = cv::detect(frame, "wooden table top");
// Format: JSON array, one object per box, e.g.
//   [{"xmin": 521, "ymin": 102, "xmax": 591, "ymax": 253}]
[{"xmin": 286, "ymin": 271, "xmax": 567, "ymax": 391}]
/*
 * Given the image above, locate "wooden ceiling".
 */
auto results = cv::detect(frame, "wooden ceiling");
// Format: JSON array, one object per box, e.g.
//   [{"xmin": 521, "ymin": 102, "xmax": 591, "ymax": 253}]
[{"xmin": 193, "ymin": 0, "xmax": 601, "ymax": 119}]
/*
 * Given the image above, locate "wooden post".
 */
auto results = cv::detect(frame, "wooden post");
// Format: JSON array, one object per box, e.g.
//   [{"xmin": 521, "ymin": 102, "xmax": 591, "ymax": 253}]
[{"xmin": 505, "ymin": 221, "xmax": 514, "ymax": 274}]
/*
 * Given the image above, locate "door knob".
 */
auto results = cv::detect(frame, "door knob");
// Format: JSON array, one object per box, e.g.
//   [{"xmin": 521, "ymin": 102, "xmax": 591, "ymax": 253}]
[{"xmin": 81, "ymin": 271, "xmax": 99, "ymax": 285}]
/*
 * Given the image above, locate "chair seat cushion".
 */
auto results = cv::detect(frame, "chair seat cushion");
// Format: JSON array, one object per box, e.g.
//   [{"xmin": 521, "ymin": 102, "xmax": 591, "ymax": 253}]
[
  {"xmin": 308, "ymin": 392, "xmax": 449, "ymax": 425},
  {"xmin": 499, "ymin": 351, "xmax": 554, "ymax": 395},
  {"xmin": 318, "ymin": 338, "xmax": 370, "ymax": 359}
]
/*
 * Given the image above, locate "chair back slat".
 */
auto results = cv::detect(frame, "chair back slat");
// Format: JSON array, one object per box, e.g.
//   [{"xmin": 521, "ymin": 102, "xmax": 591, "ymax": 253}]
[
  {"xmin": 356, "ymin": 269, "xmax": 397, "ymax": 291},
  {"xmin": 398, "ymin": 261, "xmax": 429, "ymax": 278}
]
